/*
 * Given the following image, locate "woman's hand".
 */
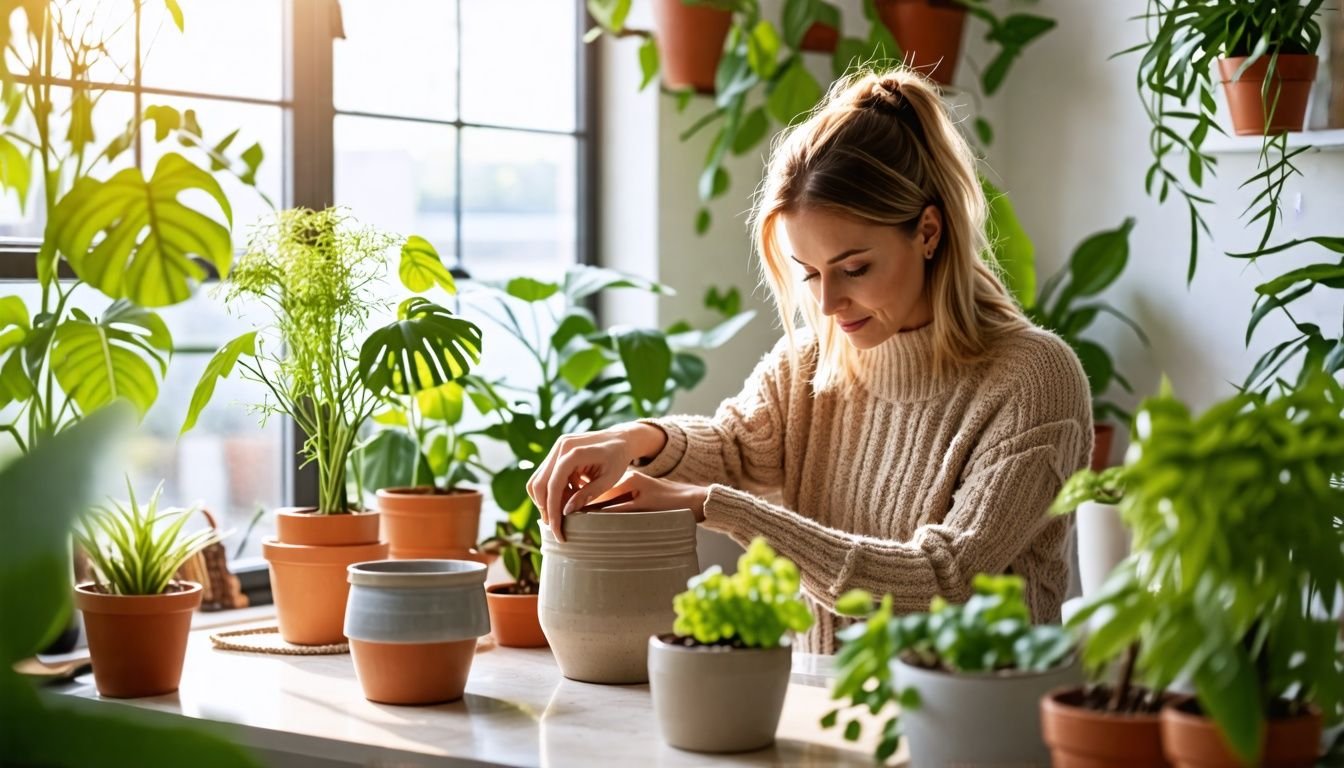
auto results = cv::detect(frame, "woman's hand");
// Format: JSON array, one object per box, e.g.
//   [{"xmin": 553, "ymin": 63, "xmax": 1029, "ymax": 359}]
[
  {"xmin": 585, "ymin": 471, "xmax": 709, "ymax": 522},
  {"xmin": 527, "ymin": 422, "xmax": 667, "ymax": 541}
]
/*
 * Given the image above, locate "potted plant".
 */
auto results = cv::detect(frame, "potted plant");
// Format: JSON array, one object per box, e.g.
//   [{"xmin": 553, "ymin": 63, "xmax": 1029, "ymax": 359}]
[
  {"xmin": 466, "ymin": 268, "xmax": 754, "ymax": 647},
  {"xmin": 71, "ymin": 480, "xmax": 221, "ymax": 698},
  {"xmin": 181, "ymin": 208, "xmax": 458, "ymax": 645},
  {"xmin": 1050, "ymin": 466, "xmax": 1130, "ymax": 600},
  {"xmin": 1026, "ymin": 218, "xmax": 1148, "ymax": 469},
  {"xmin": 355, "ymin": 246, "xmax": 487, "ymax": 562},
  {"xmin": 1057, "ymin": 374, "xmax": 1344, "ymax": 767},
  {"xmin": 824, "ymin": 574, "xmax": 1078, "ymax": 765},
  {"xmin": 648, "ymin": 537, "xmax": 813, "ymax": 752}
]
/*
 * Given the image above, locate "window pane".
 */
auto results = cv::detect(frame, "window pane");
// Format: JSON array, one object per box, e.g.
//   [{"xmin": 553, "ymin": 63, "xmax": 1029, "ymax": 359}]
[
  {"xmin": 140, "ymin": 0, "xmax": 284, "ymax": 101},
  {"xmin": 460, "ymin": 0, "xmax": 576, "ymax": 132},
  {"xmin": 334, "ymin": 0, "xmax": 457, "ymax": 121},
  {"xmin": 12, "ymin": 1, "xmax": 139, "ymax": 83},
  {"xmin": 139, "ymin": 96, "xmax": 285, "ymax": 240},
  {"xmin": 334, "ymin": 115, "xmax": 457, "ymax": 262},
  {"xmin": 461, "ymin": 128, "xmax": 575, "ymax": 281}
]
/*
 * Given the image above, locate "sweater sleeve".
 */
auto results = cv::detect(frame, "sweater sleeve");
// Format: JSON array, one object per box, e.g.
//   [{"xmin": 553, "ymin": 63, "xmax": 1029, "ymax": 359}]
[
  {"xmin": 698, "ymin": 345, "xmax": 1092, "ymax": 616},
  {"xmin": 636, "ymin": 336, "xmax": 802, "ymax": 494}
]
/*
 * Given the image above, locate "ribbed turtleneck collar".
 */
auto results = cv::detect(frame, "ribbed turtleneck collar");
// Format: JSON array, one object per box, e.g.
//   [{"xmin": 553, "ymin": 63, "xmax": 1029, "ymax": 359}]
[{"xmin": 852, "ymin": 322, "xmax": 948, "ymax": 402}]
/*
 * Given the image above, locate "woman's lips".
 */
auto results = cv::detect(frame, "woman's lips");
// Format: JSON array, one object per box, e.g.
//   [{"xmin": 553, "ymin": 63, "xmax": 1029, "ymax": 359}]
[{"xmin": 839, "ymin": 317, "xmax": 870, "ymax": 333}]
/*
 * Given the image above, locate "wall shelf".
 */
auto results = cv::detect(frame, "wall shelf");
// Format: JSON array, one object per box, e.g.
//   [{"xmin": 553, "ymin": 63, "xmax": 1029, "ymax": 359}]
[{"xmin": 1204, "ymin": 128, "xmax": 1344, "ymax": 154}]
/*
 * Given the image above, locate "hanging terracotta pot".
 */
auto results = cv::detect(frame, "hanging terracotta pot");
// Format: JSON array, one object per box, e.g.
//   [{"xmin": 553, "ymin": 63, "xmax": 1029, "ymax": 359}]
[
  {"xmin": 376, "ymin": 487, "xmax": 483, "ymax": 560},
  {"xmin": 875, "ymin": 0, "xmax": 967, "ymax": 86},
  {"xmin": 1160, "ymin": 697, "xmax": 1322, "ymax": 768},
  {"xmin": 1092, "ymin": 423, "xmax": 1115, "ymax": 470},
  {"xmin": 76, "ymin": 581, "xmax": 202, "ymax": 698},
  {"xmin": 1218, "ymin": 55, "xmax": 1319, "ymax": 136},
  {"xmin": 485, "ymin": 584, "xmax": 547, "ymax": 648},
  {"xmin": 799, "ymin": 22, "xmax": 840, "ymax": 54},
  {"xmin": 1040, "ymin": 687, "xmax": 1171, "ymax": 768},
  {"xmin": 652, "ymin": 0, "xmax": 732, "ymax": 95}
]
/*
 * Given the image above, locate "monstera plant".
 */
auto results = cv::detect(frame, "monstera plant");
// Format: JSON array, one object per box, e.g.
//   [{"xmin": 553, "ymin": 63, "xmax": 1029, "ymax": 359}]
[{"xmin": 0, "ymin": 0, "xmax": 265, "ymax": 456}]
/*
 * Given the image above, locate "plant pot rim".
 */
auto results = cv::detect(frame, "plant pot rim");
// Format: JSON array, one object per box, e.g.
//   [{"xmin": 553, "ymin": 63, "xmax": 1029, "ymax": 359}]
[
  {"xmin": 276, "ymin": 506, "xmax": 376, "ymax": 517},
  {"xmin": 485, "ymin": 582, "xmax": 539, "ymax": 598},
  {"xmin": 1161, "ymin": 694, "xmax": 1322, "ymax": 723},
  {"xmin": 1042, "ymin": 685, "xmax": 1171, "ymax": 722},
  {"xmin": 895, "ymin": 652, "xmax": 1078, "ymax": 680},
  {"xmin": 648, "ymin": 633, "xmax": 793, "ymax": 654},
  {"xmin": 376, "ymin": 486, "xmax": 481, "ymax": 498},
  {"xmin": 348, "ymin": 559, "xmax": 486, "ymax": 587},
  {"xmin": 75, "ymin": 581, "xmax": 203, "ymax": 599},
  {"xmin": 263, "ymin": 537, "xmax": 389, "ymax": 562}
]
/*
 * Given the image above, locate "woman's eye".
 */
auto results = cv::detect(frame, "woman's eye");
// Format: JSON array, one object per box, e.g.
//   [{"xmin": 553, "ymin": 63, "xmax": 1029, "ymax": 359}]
[
  {"xmin": 843, "ymin": 265, "xmax": 869, "ymax": 278},
  {"xmin": 801, "ymin": 272, "xmax": 819, "ymax": 283}
]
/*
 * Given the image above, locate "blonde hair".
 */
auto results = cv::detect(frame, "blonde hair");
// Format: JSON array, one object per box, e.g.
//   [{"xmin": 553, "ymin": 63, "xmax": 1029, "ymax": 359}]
[{"xmin": 750, "ymin": 67, "xmax": 1027, "ymax": 393}]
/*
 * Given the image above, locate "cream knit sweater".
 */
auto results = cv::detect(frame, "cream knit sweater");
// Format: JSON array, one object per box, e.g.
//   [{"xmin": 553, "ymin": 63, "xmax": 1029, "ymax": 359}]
[{"xmin": 642, "ymin": 323, "xmax": 1093, "ymax": 654}]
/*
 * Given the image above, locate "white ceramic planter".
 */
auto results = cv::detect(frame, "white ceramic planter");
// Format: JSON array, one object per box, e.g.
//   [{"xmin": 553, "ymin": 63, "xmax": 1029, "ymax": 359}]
[
  {"xmin": 648, "ymin": 635, "xmax": 792, "ymax": 753},
  {"xmin": 1076, "ymin": 500, "xmax": 1129, "ymax": 597},
  {"xmin": 895, "ymin": 656, "xmax": 1082, "ymax": 767},
  {"xmin": 539, "ymin": 509, "xmax": 699, "ymax": 684}
]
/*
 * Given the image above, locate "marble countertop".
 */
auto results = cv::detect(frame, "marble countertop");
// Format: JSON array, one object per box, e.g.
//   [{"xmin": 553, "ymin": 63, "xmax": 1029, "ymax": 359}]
[{"xmin": 54, "ymin": 626, "xmax": 898, "ymax": 767}]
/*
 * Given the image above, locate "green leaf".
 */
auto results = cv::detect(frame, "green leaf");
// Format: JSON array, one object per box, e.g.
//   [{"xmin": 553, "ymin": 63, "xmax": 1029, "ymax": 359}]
[
  {"xmin": 695, "ymin": 208, "xmax": 711, "ymax": 235},
  {"xmin": 142, "ymin": 105, "xmax": 181, "ymax": 142},
  {"xmin": 53, "ymin": 153, "xmax": 233, "ymax": 307},
  {"xmin": 1071, "ymin": 339, "xmax": 1114, "ymax": 396},
  {"xmin": 491, "ymin": 467, "xmax": 533, "ymax": 513},
  {"xmin": 981, "ymin": 177, "xmax": 1035, "ymax": 308},
  {"xmin": 836, "ymin": 589, "xmax": 874, "ymax": 617},
  {"xmin": 747, "ymin": 20, "xmax": 781, "ymax": 79},
  {"xmin": 560, "ymin": 347, "xmax": 610, "ymax": 390},
  {"xmin": 766, "ymin": 58, "xmax": 822, "ymax": 126},
  {"xmin": 832, "ymin": 37, "xmax": 870, "ymax": 79},
  {"xmin": 49, "ymin": 306, "xmax": 174, "ymax": 417},
  {"xmin": 552, "ymin": 311, "xmax": 598, "ymax": 351},
  {"xmin": 637, "ymin": 36, "xmax": 659, "ymax": 91},
  {"xmin": 0, "ymin": 134, "xmax": 32, "ymax": 212},
  {"xmin": 783, "ymin": 0, "xmax": 816, "ymax": 49},
  {"xmin": 398, "ymin": 235, "xmax": 456, "ymax": 294},
  {"xmin": 1062, "ymin": 218, "xmax": 1135, "ymax": 303},
  {"xmin": 163, "ymin": 0, "xmax": 185, "ymax": 30},
  {"xmin": 1193, "ymin": 656, "xmax": 1262, "ymax": 764},
  {"xmin": 819, "ymin": 708, "xmax": 839, "ymax": 729},
  {"xmin": 179, "ymin": 331, "xmax": 257, "ymax": 435},
  {"xmin": 563, "ymin": 265, "xmax": 671, "ymax": 303},
  {"xmin": 973, "ymin": 117, "xmax": 994, "ymax": 146},
  {"xmin": 731, "ymin": 107, "xmax": 769, "ymax": 156},
  {"xmin": 506, "ymin": 277, "xmax": 561, "ymax": 302},
  {"xmin": 699, "ymin": 163, "xmax": 729, "ymax": 202},
  {"xmin": 359, "ymin": 430, "xmax": 432, "ymax": 492},
  {"xmin": 238, "ymin": 142, "xmax": 263, "ymax": 186},
  {"xmin": 1254, "ymin": 261, "xmax": 1344, "ymax": 297},
  {"xmin": 614, "ymin": 328, "xmax": 672, "ymax": 405},
  {"xmin": 669, "ymin": 352, "xmax": 707, "ymax": 390},
  {"xmin": 587, "ymin": 0, "xmax": 630, "ymax": 32},
  {"xmin": 360, "ymin": 298, "xmax": 482, "ymax": 398},
  {"xmin": 843, "ymin": 720, "xmax": 862, "ymax": 741},
  {"xmin": 416, "ymin": 381, "xmax": 464, "ymax": 423}
]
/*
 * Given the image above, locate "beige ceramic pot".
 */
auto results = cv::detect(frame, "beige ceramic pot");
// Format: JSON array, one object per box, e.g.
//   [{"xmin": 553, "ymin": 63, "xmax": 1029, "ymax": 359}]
[
  {"xmin": 648, "ymin": 634, "xmax": 792, "ymax": 753},
  {"xmin": 538, "ymin": 509, "xmax": 699, "ymax": 684}
]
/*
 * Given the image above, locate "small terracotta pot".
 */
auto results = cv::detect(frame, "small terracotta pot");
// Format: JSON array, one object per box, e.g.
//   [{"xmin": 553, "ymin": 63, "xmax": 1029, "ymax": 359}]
[
  {"xmin": 1092, "ymin": 423, "xmax": 1115, "ymax": 470},
  {"xmin": 875, "ymin": 0, "xmax": 967, "ymax": 86},
  {"xmin": 275, "ymin": 507, "xmax": 380, "ymax": 547},
  {"xmin": 376, "ymin": 487, "xmax": 482, "ymax": 560},
  {"xmin": 799, "ymin": 22, "xmax": 840, "ymax": 53},
  {"xmin": 652, "ymin": 0, "xmax": 732, "ymax": 95},
  {"xmin": 264, "ymin": 537, "xmax": 389, "ymax": 645},
  {"xmin": 345, "ymin": 560, "xmax": 490, "ymax": 705},
  {"xmin": 1218, "ymin": 55, "xmax": 1318, "ymax": 136},
  {"xmin": 485, "ymin": 584, "xmax": 547, "ymax": 648},
  {"xmin": 1161, "ymin": 698, "xmax": 1322, "ymax": 768},
  {"xmin": 1040, "ymin": 687, "xmax": 1170, "ymax": 768},
  {"xmin": 76, "ymin": 581, "xmax": 202, "ymax": 698}
]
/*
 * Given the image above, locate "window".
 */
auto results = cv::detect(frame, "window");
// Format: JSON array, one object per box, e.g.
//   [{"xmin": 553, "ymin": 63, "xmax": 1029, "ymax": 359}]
[{"xmin": 0, "ymin": 0, "xmax": 593, "ymax": 566}]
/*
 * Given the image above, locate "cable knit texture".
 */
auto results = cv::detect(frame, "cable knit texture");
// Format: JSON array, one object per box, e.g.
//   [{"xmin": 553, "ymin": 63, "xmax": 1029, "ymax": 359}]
[{"xmin": 641, "ymin": 323, "xmax": 1092, "ymax": 654}]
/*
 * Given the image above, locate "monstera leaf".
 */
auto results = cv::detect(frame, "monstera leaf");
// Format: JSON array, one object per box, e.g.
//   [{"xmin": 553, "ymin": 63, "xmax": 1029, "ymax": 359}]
[
  {"xmin": 51, "ymin": 152, "xmax": 232, "ymax": 308},
  {"xmin": 398, "ymin": 235, "xmax": 456, "ymax": 294},
  {"xmin": 0, "ymin": 296, "xmax": 31, "ymax": 408},
  {"xmin": 359, "ymin": 298, "xmax": 483, "ymax": 398},
  {"xmin": 49, "ymin": 302, "xmax": 173, "ymax": 417}
]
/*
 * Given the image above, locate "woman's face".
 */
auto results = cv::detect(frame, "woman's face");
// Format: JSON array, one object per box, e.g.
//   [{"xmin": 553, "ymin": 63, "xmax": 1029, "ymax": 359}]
[{"xmin": 780, "ymin": 206, "xmax": 941, "ymax": 350}]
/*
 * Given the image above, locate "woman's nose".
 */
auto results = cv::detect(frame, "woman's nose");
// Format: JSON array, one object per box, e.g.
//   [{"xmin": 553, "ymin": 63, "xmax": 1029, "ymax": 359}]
[{"xmin": 818, "ymin": 277, "xmax": 846, "ymax": 316}]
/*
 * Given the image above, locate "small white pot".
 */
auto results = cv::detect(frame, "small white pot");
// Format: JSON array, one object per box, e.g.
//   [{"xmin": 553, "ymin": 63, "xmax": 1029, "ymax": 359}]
[
  {"xmin": 1076, "ymin": 501, "xmax": 1130, "ymax": 597},
  {"xmin": 895, "ymin": 656, "xmax": 1082, "ymax": 767},
  {"xmin": 648, "ymin": 635, "xmax": 792, "ymax": 753}
]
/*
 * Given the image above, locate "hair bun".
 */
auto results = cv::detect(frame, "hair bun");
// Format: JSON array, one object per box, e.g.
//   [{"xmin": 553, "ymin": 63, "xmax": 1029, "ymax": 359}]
[{"xmin": 860, "ymin": 78, "xmax": 907, "ymax": 115}]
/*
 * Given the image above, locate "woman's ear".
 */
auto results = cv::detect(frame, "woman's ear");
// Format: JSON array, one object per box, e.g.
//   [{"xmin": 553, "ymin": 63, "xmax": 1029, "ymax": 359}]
[{"xmin": 919, "ymin": 205, "xmax": 943, "ymax": 259}]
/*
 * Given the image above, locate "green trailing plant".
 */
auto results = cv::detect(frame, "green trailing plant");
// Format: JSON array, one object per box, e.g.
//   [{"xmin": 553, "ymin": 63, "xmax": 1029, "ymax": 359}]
[
  {"xmin": 0, "ymin": 0, "xmax": 265, "ymax": 455},
  {"xmin": 1049, "ymin": 465, "xmax": 1128, "ymax": 515},
  {"xmin": 585, "ymin": 0, "xmax": 1053, "ymax": 234},
  {"xmin": 822, "ymin": 574, "xmax": 1074, "ymax": 762},
  {"xmin": 1067, "ymin": 372, "xmax": 1344, "ymax": 764},
  {"xmin": 73, "ymin": 480, "xmax": 220, "ymax": 597},
  {"xmin": 469, "ymin": 269, "xmax": 755, "ymax": 591},
  {"xmin": 670, "ymin": 537, "xmax": 813, "ymax": 648},
  {"xmin": 1128, "ymin": 0, "xmax": 1326, "ymax": 281},
  {"xmin": 1027, "ymin": 218, "xmax": 1149, "ymax": 425}
]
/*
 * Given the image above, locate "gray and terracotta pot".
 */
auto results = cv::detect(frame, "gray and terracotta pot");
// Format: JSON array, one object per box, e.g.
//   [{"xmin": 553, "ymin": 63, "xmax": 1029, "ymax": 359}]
[
  {"xmin": 648, "ymin": 634, "xmax": 792, "ymax": 753},
  {"xmin": 538, "ymin": 509, "xmax": 699, "ymax": 684},
  {"xmin": 344, "ymin": 559, "xmax": 490, "ymax": 705}
]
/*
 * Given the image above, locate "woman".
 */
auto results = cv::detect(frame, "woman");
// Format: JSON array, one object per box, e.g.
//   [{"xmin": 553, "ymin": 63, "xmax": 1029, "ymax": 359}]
[{"xmin": 527, "ymin": 68, "xmax": 1092, "ymax": 654}]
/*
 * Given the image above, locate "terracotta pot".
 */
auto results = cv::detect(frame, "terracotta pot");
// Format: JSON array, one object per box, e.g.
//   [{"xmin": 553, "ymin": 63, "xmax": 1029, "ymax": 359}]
[
  {"xmin": 800, "ymin": 22, "xmax": 840, "ymax": 54},
  {"xmin": 1041, "ymin": 687, "xmax": 1170, "ymax": 768},
  {"xmin": 875, "ymin": 0, "xmax": 967, "ymax": 86},
  {"xmin": 376, "ymin": 487, "xmax": 482, "ymax": 560},
  {"xmin": 345, "ymin": 559, "xmax": 490, "ymax": 704},
  {"xmin": 539, "ymin": 509, "xmax": 699, "ymax": 684},
  {"xmin": 263, "ymin": 537, "xmax": 389, "ymax": 645},
  {"xmin": 485, "ymin": 584, "xmax": 547, "ymax": 648},
  {"xmin": 75, "ymin": 581, "xmax": 202, "ymax": 698},
  {"xmin": 1092, "ymin": 422, "xmax": 1115, "ymax": 470},
  {"xmin": 896, "ymin": 655, "xmax": 1082, "ymax": 766},
  {"xmin": 1218, "ymin": 55, "xmax": 1318, "ymax": 136},
  {"xmin": 652, "ymin": 0, "xmax": 732, "ymax": 95},
  {"xmin": 1076, "ymin": 500, "xmax": 1129, "ymax": 598},
  {"xmin": 648, "ymin": 634, "xmax": 792, "ymax": 752},
  {"xmin": 1161, "ymin": 698, "xmax": 1322, "ymax": 768},
  {"xmin": 275, "ymin": 506, "xmax": 381, "ymax": 547}
]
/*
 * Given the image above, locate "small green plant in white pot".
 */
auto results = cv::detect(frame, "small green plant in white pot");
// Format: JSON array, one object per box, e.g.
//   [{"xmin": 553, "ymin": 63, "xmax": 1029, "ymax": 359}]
[
  {"xmin": 1050, "ymin": 466, "xmax": 1129, "ymax": 599},
  {"xmin": 825, "ymin": 574, "xmax": 1078, "ymax": 765},
  {"xmin": 73, "ymin": 480, "xmax": 221, "ymax": 698},
  {"xmin": 648, "ymin": 537, "xmax": 813, "ymax": 753}
]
